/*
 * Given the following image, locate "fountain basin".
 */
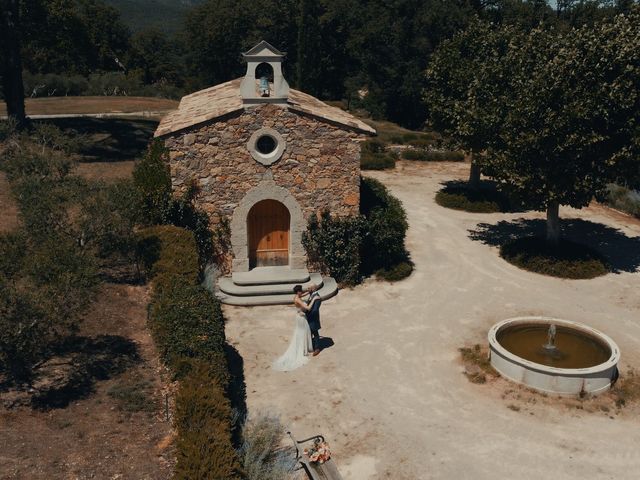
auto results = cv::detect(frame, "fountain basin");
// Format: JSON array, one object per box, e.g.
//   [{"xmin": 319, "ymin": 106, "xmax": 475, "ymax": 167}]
[{"xmin": 488, "ymin": 317, "xmax": 620, "ymax": 396}]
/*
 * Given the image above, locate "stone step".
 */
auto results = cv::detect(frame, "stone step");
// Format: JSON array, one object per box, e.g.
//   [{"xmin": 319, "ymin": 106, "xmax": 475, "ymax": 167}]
[
  {"xmin": 219, "ymin": 273, "xmax": 324, "ymax": 297},
  {"xmin": 232, "ymin": 266, "xmax": 310, "ymax": 286},
  {"xmin": 217, "ymin": 277, "xmax": 338, "ymax": 306}
]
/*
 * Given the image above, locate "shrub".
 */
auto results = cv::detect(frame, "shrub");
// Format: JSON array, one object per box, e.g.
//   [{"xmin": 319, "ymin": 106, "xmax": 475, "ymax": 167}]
[
  {"xmin": 603, "ymin": 184, "xmax": 640, "ymax": 218},
  {"xmin": 406, "ymin": 138, "xmax": 434, "ymax": 148},
  {"xmin": 360, "ymin": 177, "xmax": 411, "ymax": 273},
  {"xmin": 148, "ymin": 277, "xmax": 227, "ymax": 367},
  {"xmin": 0, "ymin": 118, "xmax": 18, "ymax": 142},
  {"xmin": 165, "ymin": 181, "xmax": 217, "ymax": 268},
  {"xmin": 360, "ymin": 139, "xmax": 396, "ymax": 170},
  {"xmin": 434, "ymin": 181, "xmax": 514, "ymax": 213},
  {"xmin": 375, "ymin": 261, "xmax": 413, "ymax": 281},
  {"xmin": 240, "ymin": 413, "xmax": 296, "ymax": 480},
  {"xmin": 133, "ymin": 141, "xmax": 219, "ymax": 269},
  {"xmin": 303, "ymin": 178, "xmax": 413, "ymax": 284},
  {"xmin": 360, "ymin": 152, "xmax": 396, "ymax": 170},
  {"xmin": 174, "ymin": 360, "xmax": 243, "ymax": 480},
  {"xmin": 136, "ymin": 225, "xmax": 199, "ymax": 288},
  {"xmin": 499, "ymin": 236, "xmax": 609, "ymax": 279},
  {"xmin": 435, "ymin": 190, "xmax": 500, "ymax": 213},
  {"xmin": 107, "ymin": 380, "xmax": 156, "ymax": 413},
  {"xmin": 401, "ymin": 149, "xmax": 464, "ymax": 161},
  {"xmin": 361, "ymin": 139, "xmax": 387, "ymax": 154},
  {"xmin": 133, "ymin": 140, "xmax": 173, "ymax": 226},
  {"xmin": 302, "ymin": 211, "xmax": 366, "ymax": 286}
]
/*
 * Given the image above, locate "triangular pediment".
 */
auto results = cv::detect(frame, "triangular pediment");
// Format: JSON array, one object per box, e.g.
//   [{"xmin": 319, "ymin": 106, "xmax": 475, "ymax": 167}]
[{"xmin": 243, "ymin": 40, "xmax": 285, "ymax": 58}]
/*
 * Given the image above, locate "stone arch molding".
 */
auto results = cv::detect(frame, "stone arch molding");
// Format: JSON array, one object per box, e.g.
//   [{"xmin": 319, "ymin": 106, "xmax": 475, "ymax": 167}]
[{"xmin": 231, "ymin": 180, "xmax": 306, "ymax": 272}]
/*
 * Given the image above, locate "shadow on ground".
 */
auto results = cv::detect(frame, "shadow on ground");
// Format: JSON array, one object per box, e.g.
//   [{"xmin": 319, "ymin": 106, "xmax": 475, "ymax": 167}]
[
  {"xmin": 36, "ymin": 118, "xmax": 157, "ymax": 162},
  {"xmin": 468, "ymin": 218, "xmax": 640, "ymax": 274},
  {"xmin": 0, "ymin": 335, "xmax": 140, "ymax": 410},
  {"xmin": 225, "ymin": 343, "xmax": 247, "ymax": 449},
  {"xmin": 319, "ymin": 337, "xmax": 335, "ymax": 351}
]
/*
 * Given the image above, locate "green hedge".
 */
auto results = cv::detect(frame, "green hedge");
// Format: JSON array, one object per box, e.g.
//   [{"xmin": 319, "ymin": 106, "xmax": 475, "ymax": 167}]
[
  {"xmin": 137, "ymin": 225, "xmax": 199, "ymax": 290},
  {"xmin": 401, "ymin": 149, "xmax": 464, "ymax": 161},
  {"xmin": 174, "ymin": 360, "xmax": 243, "ymax": 480},
  {"xmin": 138, "ymin": 225, "xmax": 242, "ymax": 478},
  {"xmin": 148, "ymin": 277, "xmax": 227, "ymax": 368},
  {"xmin": 360, "ymin": 139, "xmax": 396, "ymax": 170}
]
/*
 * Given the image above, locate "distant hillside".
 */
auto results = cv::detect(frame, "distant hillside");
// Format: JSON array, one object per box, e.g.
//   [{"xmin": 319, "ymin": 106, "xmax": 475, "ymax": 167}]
[{"xmin": 105, "ymin": 0, "xmax": 204, "ymax": 34}]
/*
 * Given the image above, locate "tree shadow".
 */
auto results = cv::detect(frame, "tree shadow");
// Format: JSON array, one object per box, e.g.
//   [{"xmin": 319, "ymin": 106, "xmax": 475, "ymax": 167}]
[
  {"xmin": 225, "ymin": 343, "xmax": 247, "ymax": 449},
  {"xmin": 468, "ymin": 218, "xmax": 640, "ymax": 274},
  {"xmin": 38, "ymin": 118, "xmax": 157, "ymax": 162},
  {"xmin": 0, "ymin": 335, "xmax": 140, "ymax": 410}
]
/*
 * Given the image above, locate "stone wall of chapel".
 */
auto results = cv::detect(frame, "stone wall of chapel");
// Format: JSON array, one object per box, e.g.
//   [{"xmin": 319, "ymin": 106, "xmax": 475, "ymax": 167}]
[{"xmin": 163, "ymin": 103, "xmax": 363, "ymax": 225}]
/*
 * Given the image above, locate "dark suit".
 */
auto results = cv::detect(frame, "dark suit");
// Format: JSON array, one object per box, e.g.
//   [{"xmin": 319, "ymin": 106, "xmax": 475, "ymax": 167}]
[{"xmin": 306, "ymin": 292, "xmax": 321, "ymax": 351}]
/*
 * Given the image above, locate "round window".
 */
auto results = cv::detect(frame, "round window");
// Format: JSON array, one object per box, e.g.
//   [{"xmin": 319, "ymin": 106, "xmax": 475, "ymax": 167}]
[
  {"xmin": 256, "ymin": 135, "xmax": 277, "ymax": 155},
  {"xmin": 247, "ymin": 128, "xmax": 286, "ymax": 166}
]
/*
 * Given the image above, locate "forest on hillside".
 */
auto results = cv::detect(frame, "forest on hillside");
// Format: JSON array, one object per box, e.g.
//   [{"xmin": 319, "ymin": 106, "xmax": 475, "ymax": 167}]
[
  {"xmin": 103, "ymin": 0, "xmax": 204, "ymax": 33},
  {"xmin": 2, "ymin": 0, "xmax": 636, "ymax": 129}
]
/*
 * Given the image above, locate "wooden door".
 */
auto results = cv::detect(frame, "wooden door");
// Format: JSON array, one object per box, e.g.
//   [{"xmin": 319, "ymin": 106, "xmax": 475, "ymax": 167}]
[{"xmin": 248, "ymin": 200, "xmax": 290, "ymax": 268}]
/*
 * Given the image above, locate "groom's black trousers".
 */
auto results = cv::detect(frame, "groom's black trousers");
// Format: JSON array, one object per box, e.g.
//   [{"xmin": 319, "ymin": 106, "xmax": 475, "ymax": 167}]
[{"xmin": 311, "ymin": 329, "xmax": 320, "ymax": 351}]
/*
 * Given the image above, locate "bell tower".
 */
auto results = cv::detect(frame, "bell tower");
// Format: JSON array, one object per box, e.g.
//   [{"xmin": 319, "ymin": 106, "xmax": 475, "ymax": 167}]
[{"xmin": 240, "ymin": 41, "xmax": 290, "ymax": 105}]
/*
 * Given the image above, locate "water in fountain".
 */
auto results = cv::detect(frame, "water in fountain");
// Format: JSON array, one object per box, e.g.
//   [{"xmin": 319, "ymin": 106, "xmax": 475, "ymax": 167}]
[{"xmin": 496, "ymin": 323, "xmax": 611, "ymax": 368}]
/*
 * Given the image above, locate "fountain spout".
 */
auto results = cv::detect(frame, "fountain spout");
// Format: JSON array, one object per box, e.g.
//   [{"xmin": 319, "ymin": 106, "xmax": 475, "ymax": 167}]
[{"xmin": 543, "ymin": 324, "xmax": 557, "ymax": 350}]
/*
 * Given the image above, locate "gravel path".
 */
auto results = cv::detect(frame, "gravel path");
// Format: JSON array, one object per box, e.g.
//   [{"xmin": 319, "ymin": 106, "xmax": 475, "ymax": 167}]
[{"xmin": 224, "ymin": 161, "xmax": 640, "ymax": 480}]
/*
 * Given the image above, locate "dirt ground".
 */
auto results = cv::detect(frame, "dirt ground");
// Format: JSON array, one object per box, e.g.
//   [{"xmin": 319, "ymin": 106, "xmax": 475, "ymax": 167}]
[
  {"xmin": 0, "ymin": 97, "xmax": 177, "ymax": 117},
  {"xmin": 0, "ymin": 283, "xmax": 175, "ymax": 480},
  {"xmin": 224, "ymin": 161, "xmax": 640, "ymax": 480}
]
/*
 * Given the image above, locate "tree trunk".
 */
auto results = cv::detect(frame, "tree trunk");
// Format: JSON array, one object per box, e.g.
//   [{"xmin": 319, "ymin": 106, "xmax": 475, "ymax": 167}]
[
  {"xmin": 1, "ymin": 0, "xmax": 27, "ymax": 128},
  {"xmin": 468, "ymin": 152, "xmax": 481, "ymax": 189},
  {"xmin": 546, "ymin": 201, "xmax": 560, "ymax": 246}
]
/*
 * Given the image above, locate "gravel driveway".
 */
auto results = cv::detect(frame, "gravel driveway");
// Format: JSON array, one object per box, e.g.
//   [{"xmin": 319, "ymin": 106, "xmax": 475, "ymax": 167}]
[{"xmin": 224, "ymin": 161, "xmax": 640, "ymax": 480}]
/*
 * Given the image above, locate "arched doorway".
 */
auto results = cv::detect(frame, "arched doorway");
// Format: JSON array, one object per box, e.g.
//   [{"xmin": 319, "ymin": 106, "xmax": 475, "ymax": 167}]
[{"xmin": 247, "ymin": 199, "xmax": 290, "ymax": 268}]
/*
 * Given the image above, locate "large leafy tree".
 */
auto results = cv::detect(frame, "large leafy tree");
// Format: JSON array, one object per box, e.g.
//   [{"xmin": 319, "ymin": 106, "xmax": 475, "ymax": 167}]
[
  {"xmin": 424, "ymin": 19, "xmax": 514, "ymax": 188},
  {"xmin": 126, "ymin": 28, "xmax": 184, "ymax": 85},
  {"xmin": 486, "ymin": 9, "xmax": 640, "ymax": 244},
  {"xmin": 19, "ymin": 0, "xmax": 130, "ymax": 75},
  {"xmin": 0, "ymin": 0, "xmax": 26, "ymax": 127},
  {"xmin": 181, "ymin": 0, "xmax": 297, "ymax": 90}
]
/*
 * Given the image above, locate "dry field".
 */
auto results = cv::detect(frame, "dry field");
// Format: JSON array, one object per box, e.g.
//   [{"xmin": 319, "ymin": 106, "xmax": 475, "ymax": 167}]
[
  {"xmin": 0, "ymin": 118, "xmax": 166, "ymax": 479},
  {"xmin": 0, "ymin": 96, "xmax": 177, "ymax": 117},
  {"xmin": 0, "ymin": 284, "xmax": 175, "ymax": 480}
]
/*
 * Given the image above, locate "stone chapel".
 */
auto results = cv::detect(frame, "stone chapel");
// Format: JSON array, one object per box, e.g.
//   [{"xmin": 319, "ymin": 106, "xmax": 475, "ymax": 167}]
[{"xmin": 154, "ymin": 41, "xmax": 375, "ymax": 304}]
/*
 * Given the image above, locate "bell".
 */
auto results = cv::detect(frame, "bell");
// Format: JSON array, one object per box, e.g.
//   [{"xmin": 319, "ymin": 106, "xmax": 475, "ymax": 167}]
[{"xmin": 259, "ymin": 76, "xmax": 270, "ymax": 97}]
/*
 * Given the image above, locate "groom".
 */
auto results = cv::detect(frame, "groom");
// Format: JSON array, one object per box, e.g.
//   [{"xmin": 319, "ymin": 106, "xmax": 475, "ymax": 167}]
[{"xmin": 305, "ymin": 284, "xmax": 322, "ymax": 356}]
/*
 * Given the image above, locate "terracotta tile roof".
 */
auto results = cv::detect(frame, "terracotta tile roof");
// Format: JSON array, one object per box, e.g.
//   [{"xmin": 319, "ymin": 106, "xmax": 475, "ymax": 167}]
[{"xmin": 154, "ymin": 78, "xmax": 376, "ymax": 137}]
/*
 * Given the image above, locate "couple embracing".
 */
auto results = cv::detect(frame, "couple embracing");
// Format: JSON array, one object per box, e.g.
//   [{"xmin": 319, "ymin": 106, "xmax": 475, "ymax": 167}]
[{"xmin": 272, "ymin": 284, "xmax": 322, "ymax": 372}]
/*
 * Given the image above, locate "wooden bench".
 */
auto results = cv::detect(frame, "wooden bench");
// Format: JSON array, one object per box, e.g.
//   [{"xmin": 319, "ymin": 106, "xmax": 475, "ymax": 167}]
[{"xmin": 288, "ymin": 432, "xmax": 344, "ymax": 480}]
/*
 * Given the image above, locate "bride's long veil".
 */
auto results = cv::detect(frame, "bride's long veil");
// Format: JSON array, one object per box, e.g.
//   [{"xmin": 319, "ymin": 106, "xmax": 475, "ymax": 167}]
[{"xmin": 272, "ymin": 310, "xmax": 313, "ymax": 372}]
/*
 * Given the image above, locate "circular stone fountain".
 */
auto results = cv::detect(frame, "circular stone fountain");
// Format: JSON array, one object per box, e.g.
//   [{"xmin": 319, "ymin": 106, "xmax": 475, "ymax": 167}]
[{"xmin": 488, "ymin": 317, "xmax": 620, "ymax": 396}]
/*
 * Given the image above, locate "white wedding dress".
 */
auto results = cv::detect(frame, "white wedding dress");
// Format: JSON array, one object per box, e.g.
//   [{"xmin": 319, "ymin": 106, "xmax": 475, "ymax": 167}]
[{"xmin": 272, "ymin": 307, "xmax": 313, "ymax": 372}]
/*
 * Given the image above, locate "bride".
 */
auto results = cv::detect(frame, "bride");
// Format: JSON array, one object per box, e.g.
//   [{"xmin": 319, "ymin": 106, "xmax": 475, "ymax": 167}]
[{"xmin": 272, "ymin": 285, "xmax": 314, "ymax": 371}]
